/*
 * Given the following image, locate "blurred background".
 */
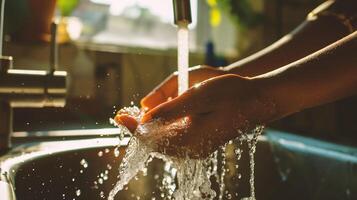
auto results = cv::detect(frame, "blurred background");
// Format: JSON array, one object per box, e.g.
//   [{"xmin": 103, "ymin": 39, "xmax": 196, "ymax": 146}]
[{"xmin": 3, "ymin": 0, "xmax": 356, "ymax": 145}]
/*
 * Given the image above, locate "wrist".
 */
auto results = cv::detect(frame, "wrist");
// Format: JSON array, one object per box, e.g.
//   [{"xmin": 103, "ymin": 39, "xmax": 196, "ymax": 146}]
[{"xmin": 249, "ymin": 76, "xmax": 284, "ymax": 123}]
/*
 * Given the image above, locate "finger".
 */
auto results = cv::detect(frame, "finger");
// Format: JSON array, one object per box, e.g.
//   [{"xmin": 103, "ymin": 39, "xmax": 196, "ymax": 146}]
[
  {"xmin": 114, "ymin": 114, "xmax": 138, "ymax": 133},
  {"xmin": 141, "ymin": 66, "xmax": 223, "ymax": 111},
  {"xmin": 141, "ymin": 89, "xmax": 210, "ymax": 123},
  {"xmin": 141, "ymin": 75, "xmax": 178, "ymax": 110}
]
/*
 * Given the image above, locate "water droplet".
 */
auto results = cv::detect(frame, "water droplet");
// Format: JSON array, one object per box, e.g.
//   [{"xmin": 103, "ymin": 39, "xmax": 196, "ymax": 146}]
[
  {"xmin": 98, "ymin": 151, "xmax": 103, "ymax": 157},
  {"xmin": 346, "ymin": 188, "xmax": 351, "ymax": 197},
  {"xmin": 142, "ymin": 167, "xmax": 147, "ymax": 176},
  {"xmin": 76, "ymin": 189, "xmax": 81, "ymax": 196},
  {"xmin": 114, "ymin": 147, "xmax": 120, "ymax": 157},
  {"xmin": 100, "ymin": 191, "xmax": 105, "ymax": 198},
  {"xmin": 154, "ymin": 174, "xmax": 159, "ymax": 180},
  {"xmin": 80, "ymin": 159, "xmax": 88, "ymax": 168},
  {"xmin": 107, "ymin": 164, "xmax": 112, "ymax": 170}
]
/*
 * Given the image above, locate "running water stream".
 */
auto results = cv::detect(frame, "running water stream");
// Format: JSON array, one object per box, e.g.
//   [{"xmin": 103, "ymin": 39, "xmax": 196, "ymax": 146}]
[
  {"xmin": 108, "ymin": 22, "xmax": 263, "ymax": 200},
  {"xmin": 177, "ymin": 23, "xmax": 189, "ymax": 95}
]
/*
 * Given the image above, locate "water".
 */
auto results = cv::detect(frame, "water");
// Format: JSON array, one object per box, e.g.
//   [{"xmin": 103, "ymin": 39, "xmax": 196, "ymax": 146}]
[
  {"xmin": 240, "ymin": 126, "xmax": 263, "ymax": 200},
  {"xmin": 177, "ymin": 23, "xmax": 189, "ymax": 95},
  {"xmin": 247, "ymin": 127, "xmax": 263, "ymax": 199},
  {"xmin": 108, "ymin": 108, "xmax": 216, "ymax": 200},
  {"xmin": 108, "ymin": 137, "xmax": 152, "ymax": 200},
  {"xmin": 108, "ymin": 20, "xmax": 263, "ymax": 199},
  {"xmin": 218, "ymin": 146, "xmax": 227, "ymax": 200},
  {"xmin": 108, "ymin": 108, "xmax": 264, "ymax": 200}
]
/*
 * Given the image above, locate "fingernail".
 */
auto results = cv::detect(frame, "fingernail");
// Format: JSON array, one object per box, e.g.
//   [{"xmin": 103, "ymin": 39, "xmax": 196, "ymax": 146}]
[{"xmin": 114, "ymin": 115, "xmax": 124, "ymax": 125}]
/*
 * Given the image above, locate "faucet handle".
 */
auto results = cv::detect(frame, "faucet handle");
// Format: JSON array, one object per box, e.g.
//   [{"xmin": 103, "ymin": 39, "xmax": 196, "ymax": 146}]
[{"xmin": 49, "ymin": 21, "xmax": 58, "ymax": 74}]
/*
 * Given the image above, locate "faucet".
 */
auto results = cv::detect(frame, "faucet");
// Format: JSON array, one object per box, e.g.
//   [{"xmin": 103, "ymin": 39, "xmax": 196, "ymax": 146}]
[
  {"xmin": 172, "ymin": 0, "xmax": 192, "ymax": 26},
  {"xmin": 0, "ymin": 0, "xmax": 67, "ymax": 152}
]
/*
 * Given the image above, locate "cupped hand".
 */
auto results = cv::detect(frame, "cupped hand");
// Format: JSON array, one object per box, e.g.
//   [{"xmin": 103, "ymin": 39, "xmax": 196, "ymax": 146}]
[
  {"xmin": 140, "ymin": 74, "xmax": 277, "ymax": 158},
  {"xmin": 140, "ymin": 65, "xmax": 226, "ymax": 111},
  {"xmin": 116, "ymin": 74, "xmax": 277, "ymax": 158}
]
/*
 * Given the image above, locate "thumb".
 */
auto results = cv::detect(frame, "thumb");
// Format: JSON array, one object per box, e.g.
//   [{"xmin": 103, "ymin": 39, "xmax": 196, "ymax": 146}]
[{"xmin": 114, "ymin": 114, "xmax": 139, "ymax": 133}]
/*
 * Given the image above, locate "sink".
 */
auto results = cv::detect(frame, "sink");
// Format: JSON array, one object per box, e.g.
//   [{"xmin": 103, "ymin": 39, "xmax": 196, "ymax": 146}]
[{"xmin": 0, "ymin": 129, "xmax": 356, "ymax": 200}]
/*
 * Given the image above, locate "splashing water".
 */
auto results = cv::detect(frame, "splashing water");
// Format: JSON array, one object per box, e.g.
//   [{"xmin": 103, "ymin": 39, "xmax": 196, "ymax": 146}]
[
  {"xmin": 218, "ymin": 146, "xmax": 227, "ymax": 200},
  {"xmin": 108, "ymin": 137, "xmax": 152, "ymax": 200},
  {"xmin": 240, "ymin": 126, "xmax": 263, "ymax": 200},
  {"xmin": 108, "ymin": 106, "xmax": 264, "ymax": 200}
]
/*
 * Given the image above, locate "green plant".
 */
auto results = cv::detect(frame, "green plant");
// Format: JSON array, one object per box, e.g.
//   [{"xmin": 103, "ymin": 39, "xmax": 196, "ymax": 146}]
[{"xmin": 58, "ymin": 0, "xmax": 79, "ymax": 16}]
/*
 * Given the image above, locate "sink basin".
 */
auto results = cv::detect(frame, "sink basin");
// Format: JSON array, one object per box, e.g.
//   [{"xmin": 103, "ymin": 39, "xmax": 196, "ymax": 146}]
[{"xmin": 0, "ymin": 129, "xmax": 356, "ymax": 200}]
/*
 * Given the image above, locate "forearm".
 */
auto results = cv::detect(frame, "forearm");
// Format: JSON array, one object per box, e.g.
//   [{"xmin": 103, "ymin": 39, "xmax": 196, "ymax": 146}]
[
  {"xmin": 254, "ymin": 31, "xmax": 357, "ymax": 120},
  {"xmin": 224, "ymin": 1, "xmax": 352, "ymax": 77}
]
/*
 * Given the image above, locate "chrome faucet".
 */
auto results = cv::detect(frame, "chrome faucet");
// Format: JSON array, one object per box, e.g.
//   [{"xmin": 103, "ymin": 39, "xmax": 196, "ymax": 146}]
[
  {"xmin": 0, "ymin": 0, "xmax": 67, "ymax": 152},
  {"xmin": 172, "ymin": 0, "xmax": 192, "ymax": 25}
]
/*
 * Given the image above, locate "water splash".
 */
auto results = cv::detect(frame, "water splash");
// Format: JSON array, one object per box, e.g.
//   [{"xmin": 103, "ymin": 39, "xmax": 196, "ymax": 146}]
[
  {"xmin": 108, "ymin": 105, "xmax": 264, "ymax": 200},
  {"xmin": 241, "ymin": 126, "xmax": 264, "ymax": 200},
  {"xmin": 108, "ymin": 137, "xmax": 152, "ymax": 200},
  {"xmin": 218, "ymin": 145, "xmax": 227, "ymax": 200}
]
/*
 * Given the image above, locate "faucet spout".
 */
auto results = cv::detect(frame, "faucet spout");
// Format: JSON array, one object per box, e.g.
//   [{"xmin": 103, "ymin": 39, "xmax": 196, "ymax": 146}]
[{"xmin": 173, "ymin": 0, "xmax": 192, "ymax": 25}]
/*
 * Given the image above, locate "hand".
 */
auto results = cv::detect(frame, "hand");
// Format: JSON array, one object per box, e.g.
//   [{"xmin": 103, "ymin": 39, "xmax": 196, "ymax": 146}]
[
  {"xmin": 114, "ymin": 65, "xmax": 224, "ymax": 135},
  {"xmin": 116, "ymin": 74, "xmax": 276, "ymax": 158},
  {"xmin": 141, "ymin": 65, "xmax": 226, "ymax": 111},
  {"xmin": 140, "ymin": 74, "xmax": 277, "ymax": 157}
]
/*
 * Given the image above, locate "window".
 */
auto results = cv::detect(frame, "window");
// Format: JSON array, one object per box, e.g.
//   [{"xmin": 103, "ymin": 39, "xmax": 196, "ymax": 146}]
[{"xmin": 72, "ymin": 0, "xmax": 237, "ymax": 55}]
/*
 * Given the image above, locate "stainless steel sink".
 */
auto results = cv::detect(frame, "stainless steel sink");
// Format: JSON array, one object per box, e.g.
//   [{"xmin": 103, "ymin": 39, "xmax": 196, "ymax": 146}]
[{"xmin": 0, "ymin": 129, "xmax": 356, "ymax": 200}]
